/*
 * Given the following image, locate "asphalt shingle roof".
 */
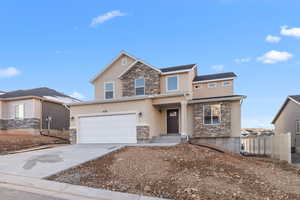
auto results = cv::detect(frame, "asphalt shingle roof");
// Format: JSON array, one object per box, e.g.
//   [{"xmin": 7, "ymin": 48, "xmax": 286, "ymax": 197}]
[
  {"xmin": 193, "ymin": 72, "xmax": 237, "ymax": 82},
  {"xmin": 289, "ymin": 95, "xmax": 300, "ymax": 104},
  {"xmin": 192, "ymin": 95, "xmax": 245, "ymax": 101},
  {"xmin": 0, "ymin": 87, "xmax": 78, "ymax": 102},
  {"xmin": 160, "ymin": 64, "xmax": 196, "ymax": 73}
]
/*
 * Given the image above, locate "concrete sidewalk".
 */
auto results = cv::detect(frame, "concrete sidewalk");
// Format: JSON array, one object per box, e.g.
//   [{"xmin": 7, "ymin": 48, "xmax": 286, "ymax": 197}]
[
  {"xmin": 0, "ymin": 187, "xmax": 66, "ymax": 200},
  {"xmin": 0, "ymin": 173, "xmax": 169, "ymax": 200}
]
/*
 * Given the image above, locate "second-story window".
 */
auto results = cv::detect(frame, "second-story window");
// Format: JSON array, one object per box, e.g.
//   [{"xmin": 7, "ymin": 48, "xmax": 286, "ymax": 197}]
[
  {"xmin": 135, "ymin": 78, "xmax": 145, "ymax": 95},
  {"xmin": 104, "ymin": 82, "xmax": 114, "ymax": 99},
  {"xmin": 166, "ymin": 75, "xmax": 178, "ymax": 91},
  {"xmin": 121, "ymin": 57, "xmax": 128, "ymax": 65},
  {"xmin": 223, "ymin": 81, "xmax": 231, "ymax": 87},
  {"xmin": 208, "ymin": 83, "xmax": 217, "ymax": 88}
]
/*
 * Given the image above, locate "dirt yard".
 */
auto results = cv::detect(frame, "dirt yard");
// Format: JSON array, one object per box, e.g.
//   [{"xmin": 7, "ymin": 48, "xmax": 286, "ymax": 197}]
[
  {"xmin": 0, "ymin": 134, "xmax": 67, "ymax": 154},
  {"xmin": 48, "ymin": 143, "xmax": 300, "ymax": 200}
]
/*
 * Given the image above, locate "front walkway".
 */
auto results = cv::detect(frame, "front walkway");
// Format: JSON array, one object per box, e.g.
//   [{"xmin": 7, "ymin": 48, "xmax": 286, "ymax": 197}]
[{"xmin": 0, "ymin": 144, "xmax": 124, "ymax": 178}]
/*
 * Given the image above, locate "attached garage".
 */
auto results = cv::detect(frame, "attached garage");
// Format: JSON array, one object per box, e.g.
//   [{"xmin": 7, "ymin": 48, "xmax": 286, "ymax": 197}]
[{"xmin": 77, "ymin": 113, "xmax": 137, "ymax": 144}]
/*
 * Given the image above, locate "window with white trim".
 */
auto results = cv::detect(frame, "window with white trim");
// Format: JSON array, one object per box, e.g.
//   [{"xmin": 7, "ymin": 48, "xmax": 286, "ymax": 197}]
[
  {"xmin": 296, "ymin": 120, "xmax": 300, "ymax": 135},
  {"xmin": 104, "ymin": 82, "xmax": 114, "ymax": 99},
  {"xmin": 223, "ymin": 81, "xmax": 231, "ymax": 87},
  {"xmin": 135, "ymin": 78, "xmax": 145, "ymax": 95},
  {"xmin": 194, "ymin": 84, "xmax": 203, "ymax": 89},
  {"xmin": 203, "ymin": 105, "xmax": 221, "ymax": 125},
  {"xmin": 15, "ymin": 104, "xmax": 24, "ymax": 120},
  {"xmin": 208, "ymin": 83, "xmax": 217, "ymax": 88},
  {"xmin": 167, "ymin": 76, "xmax": 178, "ymax": 91}
]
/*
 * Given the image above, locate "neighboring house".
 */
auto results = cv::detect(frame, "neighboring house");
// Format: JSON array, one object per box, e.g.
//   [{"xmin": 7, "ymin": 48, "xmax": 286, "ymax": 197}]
[
  {"xmin": 241, "ymin": 128, "xmax": 274, "ymax": 137},
  {"xmin": 0, "ymin": 87, "xmax": 79, "ymax": 135},
  {"xmin": 69, "ymin": 51, "xmax": 246, "ymax": 152},
  {"xmin": 272, "ymin": 95, "xmax": 300, "ymax": 153}
]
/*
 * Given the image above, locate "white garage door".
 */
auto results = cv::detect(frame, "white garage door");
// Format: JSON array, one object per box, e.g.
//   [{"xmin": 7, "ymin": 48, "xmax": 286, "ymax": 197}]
[{"xmin": 78, "ymin": 113, "xmax": 137, "ymax": 144}]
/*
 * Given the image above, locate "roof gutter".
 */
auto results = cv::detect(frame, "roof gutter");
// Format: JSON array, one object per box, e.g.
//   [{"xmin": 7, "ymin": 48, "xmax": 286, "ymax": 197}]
[
  {"xmin": 68, "ymin": 92, "xmax": 187, "ymax": 106},
  {"xmin": 188, "ymin": 95, "xmax": 246, "ymax": 104},
  {"xmin": 193, "ymin": 77, "xmax": 236, "ymax": 84}
]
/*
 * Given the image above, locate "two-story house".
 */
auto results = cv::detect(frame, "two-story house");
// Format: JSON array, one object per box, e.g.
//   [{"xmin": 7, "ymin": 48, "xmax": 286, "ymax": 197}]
[{"xmin": 69, "ymin": 51, "xmax": 245, "ymax": 152}]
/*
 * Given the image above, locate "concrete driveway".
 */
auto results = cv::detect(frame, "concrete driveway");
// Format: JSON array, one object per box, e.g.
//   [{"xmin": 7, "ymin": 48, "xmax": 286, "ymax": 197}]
[{"xmin": 0, "ymin": 144, "xmax": 124, "ymax": 178}]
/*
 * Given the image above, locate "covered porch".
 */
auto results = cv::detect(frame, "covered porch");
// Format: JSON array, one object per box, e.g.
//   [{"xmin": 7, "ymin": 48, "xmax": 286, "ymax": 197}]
[{"xmin": 152, "ymin": 99, "xmax": 189, "ymax": 137}]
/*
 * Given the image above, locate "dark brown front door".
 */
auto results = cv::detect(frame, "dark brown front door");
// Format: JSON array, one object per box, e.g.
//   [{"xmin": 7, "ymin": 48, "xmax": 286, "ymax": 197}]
[{"xmin": 167, "ymin": 109, "xmax": 179, "ymax": 134}]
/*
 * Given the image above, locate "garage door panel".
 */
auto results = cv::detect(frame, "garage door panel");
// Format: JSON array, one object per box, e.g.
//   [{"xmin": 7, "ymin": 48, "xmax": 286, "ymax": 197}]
[{"xmin": 78, "ymin": 113, "xmax": 137, "ymax": 144}]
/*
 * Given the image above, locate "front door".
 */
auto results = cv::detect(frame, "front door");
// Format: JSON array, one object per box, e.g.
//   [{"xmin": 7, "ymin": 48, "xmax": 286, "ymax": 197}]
[{"xmin": 167, "ymin": 109, "xmax": 179, "ymax": 134}]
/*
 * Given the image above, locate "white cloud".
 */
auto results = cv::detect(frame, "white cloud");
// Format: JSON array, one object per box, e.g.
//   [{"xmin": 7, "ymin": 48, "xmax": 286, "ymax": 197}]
[
  {"xmin": 70, "ymin": 92, "xmax": 86, "ymax": 100},
  {"xmin": 280, "ymin": 25, "xmax": 300, "ymax": 38},
  {"xmin": 90, "ymin": 10, "xmax": 126, "ymax": 27},
  {"xmin": 257, "ymin": 50, "xmax": 293, "ymax": 64},
  {"xmin": 234, "ymin": 57, "xmax": 251, "ymax": 64},
  {"xmin": 265, "ymin": 35, "xmax": 281, "ymax": 43},
  {"xmin": 211, "ymin": 65, "xmax": 224, "ymax": 72},
  {"xmin": 0, "ymin": 67, "xmax": 21, "ymax": 78}
]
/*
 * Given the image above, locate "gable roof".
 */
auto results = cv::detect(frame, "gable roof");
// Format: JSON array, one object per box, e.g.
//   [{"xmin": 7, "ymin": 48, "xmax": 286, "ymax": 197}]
[
  {"xmin": 272, "ymin": 95, "xmax": 300, "ymax": 124},
  {"xmin": 290, "ymin": 95, "xmax": 300, "ymax": 104},
  {"xmin": 118, "ymin": 60, "xmax": 161, "ymax": 78},
  {"xmin": 90, "ymin": 51, "xmax": 160, "ymax": 83},
  {"xmin": 193, "ymin": 72, "xmax": 237, "ymax": 82},
  {"xmin": 0, "ymin": 87, "xmax": 79, "ymax": 104},
  {"xmin": 160, "ymin": 64, "xmax": 196, "ymax": 73}
]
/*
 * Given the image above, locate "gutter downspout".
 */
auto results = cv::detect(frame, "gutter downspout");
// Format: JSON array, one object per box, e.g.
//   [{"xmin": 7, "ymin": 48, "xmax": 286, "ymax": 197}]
[{"xmin": 39, "ymin": 99, "xmax": 43, "ymax": 133}]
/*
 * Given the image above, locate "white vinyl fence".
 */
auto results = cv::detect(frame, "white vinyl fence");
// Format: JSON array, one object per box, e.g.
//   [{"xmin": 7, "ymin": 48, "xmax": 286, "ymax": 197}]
[{"xmin": 241, "ymin": 133, "xmax": 291, "ymax": 163}]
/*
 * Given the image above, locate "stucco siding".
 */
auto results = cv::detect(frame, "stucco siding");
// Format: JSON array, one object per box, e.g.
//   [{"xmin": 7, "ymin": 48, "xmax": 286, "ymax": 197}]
[
  {"xmin": 160, "ymin": 72, "xmax": 191, "ymax": 94},
  {"xmin": 230, "ymin": 100, "xmax": 241, "ymax": 137},
  {"xmin": 1, "ymin": 99, "xmax": 39, "ymax": 119},
  {"xmin": 192, "ymin": 80, "xmax": 234, "ymax": 98},
  {"xmin": 70, "ymin": 99, "xmax": 161, "ymax": 138},
  {"xmin": 274, "ymin": 100, "xmax": 300, "ymax": 148},
  {"xmin": 93, "ymin": 55, "xmax": 136, "ymax": 100}
]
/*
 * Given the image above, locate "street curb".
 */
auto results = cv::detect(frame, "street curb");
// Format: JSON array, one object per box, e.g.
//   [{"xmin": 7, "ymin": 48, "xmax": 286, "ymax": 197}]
[{"xmin": 0, "ymin": 172, "xmax": 170, "ymax": 200}]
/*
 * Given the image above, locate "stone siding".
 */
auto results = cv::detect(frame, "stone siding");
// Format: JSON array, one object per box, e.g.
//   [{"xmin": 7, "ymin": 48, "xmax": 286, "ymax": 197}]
[
  {"xmin": 0, "ymin": 118, "xmax": 40, "ymax": 130},
  {"xmin": 193, "ymin": 102, "xmax": 231, "ymax": 138},
  {"xmin": 120, "ymin": 62, "xmax": 160, "ymax": 97},
  {"xmin": 69, "ymin": 129, "xmax": 77, "ymax": 144},
  {"xmin": 137, "ymin": 125, "xmax": 150, "ymax": 141},
  {"xmin": 0, "ymin": 120, "xmax": 5, "ymax": 130}
]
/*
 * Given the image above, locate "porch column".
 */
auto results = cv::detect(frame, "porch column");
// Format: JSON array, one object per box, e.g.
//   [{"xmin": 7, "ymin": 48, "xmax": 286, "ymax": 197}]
[{"xmin": 181, "ymin": 101, "xmax": 188, "ymax": 136}]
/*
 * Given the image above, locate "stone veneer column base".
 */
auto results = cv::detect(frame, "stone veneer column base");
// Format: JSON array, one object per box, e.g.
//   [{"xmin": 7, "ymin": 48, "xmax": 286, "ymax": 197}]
[
  {"xmin": 69, "ymin": 129, "xmax": 77, "ymax": 144},
  {"xmin": 137, "ymin": 125, "xmax": 150, "ymax": 143},
  {"xmin": 190, "ymin": 137, "xmax": 241, "ymax": 153}
]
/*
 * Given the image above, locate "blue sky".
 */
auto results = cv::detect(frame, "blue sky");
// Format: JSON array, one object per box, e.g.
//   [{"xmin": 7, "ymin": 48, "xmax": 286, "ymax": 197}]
[{"xmin": 0, "ymin": 0, "xmax": 300, "ymax": 128}]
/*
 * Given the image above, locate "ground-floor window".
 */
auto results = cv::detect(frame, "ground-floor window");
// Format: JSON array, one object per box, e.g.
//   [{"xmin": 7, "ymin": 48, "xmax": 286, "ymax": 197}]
[
  {"xmin": 15, "ymin": 104, "xmax": 24, "ymax": 120},
  {"xmin": 203, "ymin": 104, "xmax": 221, "ymax": 125}
]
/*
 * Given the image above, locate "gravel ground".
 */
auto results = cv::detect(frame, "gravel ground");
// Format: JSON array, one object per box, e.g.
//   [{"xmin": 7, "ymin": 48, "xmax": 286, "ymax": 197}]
[
  {"xmin": 0, "ymin": 134, "xmax": 67, "ymax": 154},
  {"xmin": 48, "ymin": 143, "xmax": 300, "ymax": 200}
]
